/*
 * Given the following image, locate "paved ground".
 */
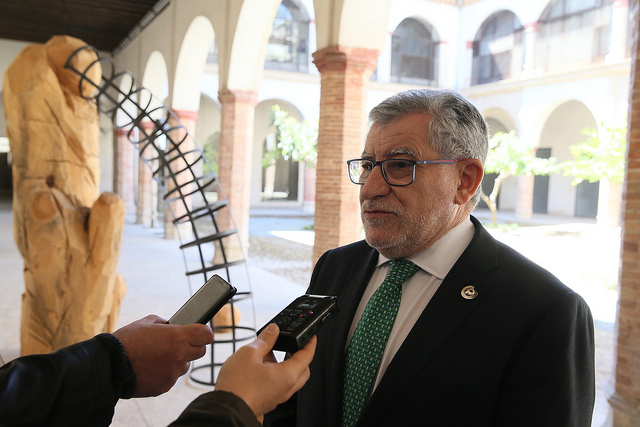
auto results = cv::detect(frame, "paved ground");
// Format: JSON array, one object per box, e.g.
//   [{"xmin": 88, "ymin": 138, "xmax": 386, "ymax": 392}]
[{"xmin": 0, "ymin": 199, "xmax": 617, "ymax": 426}]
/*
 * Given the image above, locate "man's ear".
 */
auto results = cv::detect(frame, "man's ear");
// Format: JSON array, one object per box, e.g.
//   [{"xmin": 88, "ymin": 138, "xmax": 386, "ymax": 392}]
[{"xmin": 454, "ymin": 159, "xmax": 484, "ymax": 205}]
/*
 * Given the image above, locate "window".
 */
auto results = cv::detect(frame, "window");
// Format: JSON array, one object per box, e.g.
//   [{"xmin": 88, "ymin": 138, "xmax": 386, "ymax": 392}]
[
  {"xmin": 264, "ymin": 0, "xmax": 310, "ymax": 73},
  {"xmin": 472, "ymin": 11, "xmax": 524, "ymax": 85},
  {"xmin": 391, "ymin": 18, "xmax": 439, "ymax": 86},
  {"xmin": 537, "ymin": 0, "xmax": 613, "ymax": 71}
]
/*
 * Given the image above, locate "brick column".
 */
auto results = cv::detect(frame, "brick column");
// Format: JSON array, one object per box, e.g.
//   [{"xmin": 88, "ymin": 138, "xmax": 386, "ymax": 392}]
[
  {"xmin": 312, "ymin": 45, "xmax": 379, "ymax": 263},
  {"xmin": 609, "ymin": 3, "xmax": 640, "ymax": 424},
  {"xmin": 303, "ymin": 165, "xmax": 316, "ymax": 213},
  {"xmin": 114, "ymin": 128, "xmax": 135, "ymax": 214},
  {"xmin": 136, "ymin": 121, "xmax": 155, "ymax": 226},
  {"xmin": 164, "ymin": 109, "xmax": 197, "ymax": 240},
  {"xmin": 217, "ymin": 89, "xmax": 257, "ymax": 259}
]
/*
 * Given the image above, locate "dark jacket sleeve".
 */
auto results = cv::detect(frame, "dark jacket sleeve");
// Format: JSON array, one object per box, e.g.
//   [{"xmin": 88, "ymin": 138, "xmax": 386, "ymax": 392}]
[
  {"xmin": 169, "ymin": 390, "xmax": 262, "ymax": 427},
  {"xmin": 0, "ymin": 336, "xmax": 121, "ymax": 427}
]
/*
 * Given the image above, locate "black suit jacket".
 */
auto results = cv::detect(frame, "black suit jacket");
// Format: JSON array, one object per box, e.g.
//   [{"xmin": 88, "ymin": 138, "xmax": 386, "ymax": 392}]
[{"xmin": 265, "ymin": 216, "xmax": 595, "ymax": 426}]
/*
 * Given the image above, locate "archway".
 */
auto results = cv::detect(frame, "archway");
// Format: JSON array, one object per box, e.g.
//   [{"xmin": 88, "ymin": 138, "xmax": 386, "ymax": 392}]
[{"xmin": 539, "ymin": 100, "xmax": 597, "ymax": 217}]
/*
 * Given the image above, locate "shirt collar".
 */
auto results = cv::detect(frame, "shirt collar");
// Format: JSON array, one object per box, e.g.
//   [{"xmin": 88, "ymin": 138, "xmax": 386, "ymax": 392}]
[{"xmin": 377, "ymin": 216, "xmax": 475, "ymax": 280}]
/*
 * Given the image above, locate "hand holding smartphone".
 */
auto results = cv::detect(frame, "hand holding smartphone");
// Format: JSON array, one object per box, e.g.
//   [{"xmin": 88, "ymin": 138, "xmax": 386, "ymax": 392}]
[
  {"xmin": 258, "ymin": 294, "xmax": 338, "ymax": 353},
  {"xmin": 168, "ymin": 275, "xmax": 237, "ymax": 325}
]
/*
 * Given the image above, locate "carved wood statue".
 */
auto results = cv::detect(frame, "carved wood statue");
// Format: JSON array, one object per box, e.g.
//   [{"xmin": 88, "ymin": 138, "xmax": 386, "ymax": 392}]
[{"xmin": 3, "ymin": 35, "xmax": 127, "ymax": 355}]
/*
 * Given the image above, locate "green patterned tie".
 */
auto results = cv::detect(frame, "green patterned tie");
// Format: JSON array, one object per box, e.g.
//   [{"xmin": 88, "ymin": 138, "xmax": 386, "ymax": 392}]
[{"xmin": 342, "ymin": 259, "xmax": 420, "ymax": 427}]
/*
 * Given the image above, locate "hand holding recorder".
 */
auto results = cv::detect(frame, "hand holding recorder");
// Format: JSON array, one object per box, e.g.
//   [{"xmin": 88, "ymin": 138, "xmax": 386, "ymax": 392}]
[{"xmin": 214, "ymin": 323, "xmax": 317, "ymax": 417}]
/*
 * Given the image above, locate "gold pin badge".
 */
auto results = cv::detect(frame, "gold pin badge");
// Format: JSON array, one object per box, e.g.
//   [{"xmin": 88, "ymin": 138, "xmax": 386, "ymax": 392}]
[{"xmin": 461, "ymin": 285, "xmax": 478, "ymax": 300}]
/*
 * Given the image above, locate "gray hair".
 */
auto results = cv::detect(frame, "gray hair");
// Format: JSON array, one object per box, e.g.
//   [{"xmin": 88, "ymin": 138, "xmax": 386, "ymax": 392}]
[{"xmin": 368, "ymin": 89, "xmax": 489, "ymax": 205}]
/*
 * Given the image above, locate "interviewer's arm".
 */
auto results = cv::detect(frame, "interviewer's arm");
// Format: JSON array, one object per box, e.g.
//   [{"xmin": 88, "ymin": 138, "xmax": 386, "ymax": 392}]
[{"xmin": 170, "ymin": 324, "xmax": 316, "ymax": 426}]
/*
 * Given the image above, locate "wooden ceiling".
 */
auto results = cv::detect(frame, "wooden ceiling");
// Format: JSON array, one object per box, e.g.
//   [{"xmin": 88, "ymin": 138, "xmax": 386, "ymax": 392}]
[{"xmin": 0, "ymin": 0, "xmax": 168, "ymax": 53}]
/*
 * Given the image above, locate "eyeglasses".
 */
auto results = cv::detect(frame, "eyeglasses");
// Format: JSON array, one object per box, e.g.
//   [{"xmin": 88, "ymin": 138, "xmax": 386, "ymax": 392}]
[{"xmin": 346, "ymin": 158, "xmax": 464, "ymax": 186}]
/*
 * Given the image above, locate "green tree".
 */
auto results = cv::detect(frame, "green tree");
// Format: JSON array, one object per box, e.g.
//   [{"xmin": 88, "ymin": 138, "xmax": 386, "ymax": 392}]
[
  {"xmin": 264, "ymin": 105, "xmax": 318, "ymax": 168},
  {"xmin": 557, "ymin": 122, "xmax": 627, "ymax": 185},
  {"xmin": 481, "ymin": 131, "xmax": 556, "ymax": 227},
  {"xmin": 202, "ymin": 133, "xmax": 219, "ymax": 176}
]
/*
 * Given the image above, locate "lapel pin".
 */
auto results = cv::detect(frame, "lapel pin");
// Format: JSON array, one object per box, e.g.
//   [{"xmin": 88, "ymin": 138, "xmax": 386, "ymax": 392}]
[{"xmin": 461, "ymin": 285, "xmax": 478, "ymax": 300}]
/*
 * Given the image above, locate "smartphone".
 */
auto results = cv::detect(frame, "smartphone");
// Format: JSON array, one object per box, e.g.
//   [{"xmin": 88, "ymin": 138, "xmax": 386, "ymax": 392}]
[
  {"xmin": 168, "ymin": 275, "xmax": 237, "ymax": 325},
  {"xmin": 258, "ymin": 294, "xmax": 338, "ymax": 353}
]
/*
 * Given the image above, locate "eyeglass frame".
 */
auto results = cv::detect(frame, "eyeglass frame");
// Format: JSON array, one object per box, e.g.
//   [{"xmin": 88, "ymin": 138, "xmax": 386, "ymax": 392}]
[{"xmin": 346, "ymin": 158, "xmax": 465, "ymax": 187}]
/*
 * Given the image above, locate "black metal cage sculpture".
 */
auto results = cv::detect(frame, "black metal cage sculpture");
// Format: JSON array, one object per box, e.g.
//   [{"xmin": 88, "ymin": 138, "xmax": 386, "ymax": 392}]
[{"xmin": 65, "ymin": 45, "xmax": 256, "ymax": 385}]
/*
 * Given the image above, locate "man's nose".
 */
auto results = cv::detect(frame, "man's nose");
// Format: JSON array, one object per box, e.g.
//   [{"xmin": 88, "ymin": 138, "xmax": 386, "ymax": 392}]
[{"xmin": 360, "ymin": 164, "xmax": 391, "ymax": 199}]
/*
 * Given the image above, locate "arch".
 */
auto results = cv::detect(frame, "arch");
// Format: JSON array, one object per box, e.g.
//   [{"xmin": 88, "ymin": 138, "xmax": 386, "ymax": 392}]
[
  {"xmin": 227, "ymin": 0, "xmax": 281, "ymax": 91},
  {"xmin": 264, "ymin": 0, "xmax": 311, "ymax": 73},
  {"xmin": 539, "ymin": 100, "xmax": 598, "ymax": 217},
  {"xmin": 314, "ymin": 0, "xmax": 392, "ymax": 50},
  {"xmin": 535, "ymin": 0, "xmax": 614, "ymax": 72},
  {"xmin": 114, "ymin": 73, "xmax": 138, "ymax": 129},
  {"xmin": 483, "ymin": 107, "xmax": 518, "ymax": 136},
  {"xmin": 472, "ymin": 10, "xmax": 524, "ymax": 85},
  {"xmin": 195, "ymin": 93, "xmax": 221, "ymax": 175},
  {"xmin": 141, "ymin": 50, "xmax": 169, "ymax": 121},
  {"xmin": 460, "ymin": 4, "xmax": 528, "ymax": 43},
  {"xmin": 480, "ymin": 108, "xmax": 519, "ymax": 211},
  {"xmin": 173, "ymin": 15, "xmax": 215, "ymax": 111},
  {"xmin": 251, "ymin": 99, "xmax": 306, "ymax": 206},
  {"xmin": 390, "ymin": 17, "xmax": 439, "ymax": 86}
]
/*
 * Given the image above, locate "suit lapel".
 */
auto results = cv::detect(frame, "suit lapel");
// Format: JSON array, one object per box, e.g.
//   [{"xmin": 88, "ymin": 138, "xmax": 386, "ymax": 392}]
[
  {"xmin": 325, "ymin": 245, "xmax": 379, "ymax": 425},
  {"xmin": 358, "ymin": 217, "xmax": 500, "ymax": 425}
]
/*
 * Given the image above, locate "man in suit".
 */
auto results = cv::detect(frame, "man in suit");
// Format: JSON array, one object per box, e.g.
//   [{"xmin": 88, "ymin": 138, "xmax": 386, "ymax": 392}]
[{"xmin": 264, "ymin": 88, "xmax": 595, "ymax": 426}]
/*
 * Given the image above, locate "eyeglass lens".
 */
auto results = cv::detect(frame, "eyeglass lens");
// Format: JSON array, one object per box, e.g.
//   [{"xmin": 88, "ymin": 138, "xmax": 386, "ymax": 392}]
[{"xmin": 349, "ymin": 160, "xmax": 414, "ymax": 185}]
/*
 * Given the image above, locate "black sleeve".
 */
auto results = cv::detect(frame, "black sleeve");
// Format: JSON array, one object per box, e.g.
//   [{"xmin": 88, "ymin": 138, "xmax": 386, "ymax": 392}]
[
  {"xmin": 95, "ymin": 333, "xmax": 137, "ymax": 399},
  {"xmin": 169, "ymin": 390, "xmax": 262, "ymax": 427},
  {"xmin": 0, "ymin": 337, "xmax": 119, "ymax": 427}
]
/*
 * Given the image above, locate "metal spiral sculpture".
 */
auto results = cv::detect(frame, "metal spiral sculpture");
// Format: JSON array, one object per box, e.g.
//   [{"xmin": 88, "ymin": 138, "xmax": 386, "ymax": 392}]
[{"xmin": 64, "ymin": 44, "xmax": 256, "ymax": 385}]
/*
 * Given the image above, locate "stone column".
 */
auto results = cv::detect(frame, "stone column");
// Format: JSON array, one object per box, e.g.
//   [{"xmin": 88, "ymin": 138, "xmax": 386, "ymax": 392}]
[
  {"xmin": 136, "ymin": 120, "xmax": 155, "ymax": 226},
  {"xmin": 522, "ymin": 22, "xmax": 538, "ymax": 78},
  {"xmin": 609, "ymin": 4, "xmax": 640, "ymax": 425},
  {"xmin": 462, "ymin": 40, "xmax": 474, "ymax": 88},
  {"xmin": 376, "ymin": 32, "xmax": 392, "ymax": 83},
  {"xmin": 164, "ymin": 109, "xmax": 198, "ymax": 240},
  {"xmin": 312, "ymin": 45, "xmax": 379, "ymax": 263},
  {"xmin": 114, "ymin": 127, "xmax": 135, "ymax": 214},
  {"xmin": 607, "ymin": 0, "xmax": 630, "ymax": 63},
  {"xmin": 217, "ymin": 89, "xmax": 258, "ymax": 260}
]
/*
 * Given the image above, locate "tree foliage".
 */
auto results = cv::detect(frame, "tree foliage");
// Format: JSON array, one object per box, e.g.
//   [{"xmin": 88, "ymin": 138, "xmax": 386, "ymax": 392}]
[
  {"xmin": 264, "ymin": 105, "xmax": 318, "ymax": 168},
  {"xmin": 557, "ymin": 122, "xmax": 627, "ymax": 185},
  {"xmin": 481, "ymin": 131, "xmax": 556, "ymax": 226}
]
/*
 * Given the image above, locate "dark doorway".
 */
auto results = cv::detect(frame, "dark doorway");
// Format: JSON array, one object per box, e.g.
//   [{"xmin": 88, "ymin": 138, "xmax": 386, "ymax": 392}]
[
  {"xmin": 532, "ymin": 148, "xmax": 551, "ymax": 213},
  {"xmin": 575, "ymin": 181, "xmax": 599, "ymax": 217}
]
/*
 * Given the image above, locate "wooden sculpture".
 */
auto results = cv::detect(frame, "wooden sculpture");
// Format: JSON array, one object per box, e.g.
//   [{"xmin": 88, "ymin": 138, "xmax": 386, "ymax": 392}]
[{"xmin": 3, "ymin": 35, "xmax": 127, "ymax": 355}]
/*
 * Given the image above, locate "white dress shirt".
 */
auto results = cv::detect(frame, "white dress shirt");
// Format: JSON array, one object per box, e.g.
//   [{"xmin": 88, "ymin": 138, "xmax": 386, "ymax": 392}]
[{"xmin": 345, "ymin": 217, "xmax": 475, "ymax": 392}]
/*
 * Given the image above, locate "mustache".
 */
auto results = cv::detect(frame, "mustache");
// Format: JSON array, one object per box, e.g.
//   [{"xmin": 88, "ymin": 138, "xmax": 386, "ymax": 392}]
[{"xmin": 361, "ymin": 200, "xmax": 401, "ymax": 215}]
